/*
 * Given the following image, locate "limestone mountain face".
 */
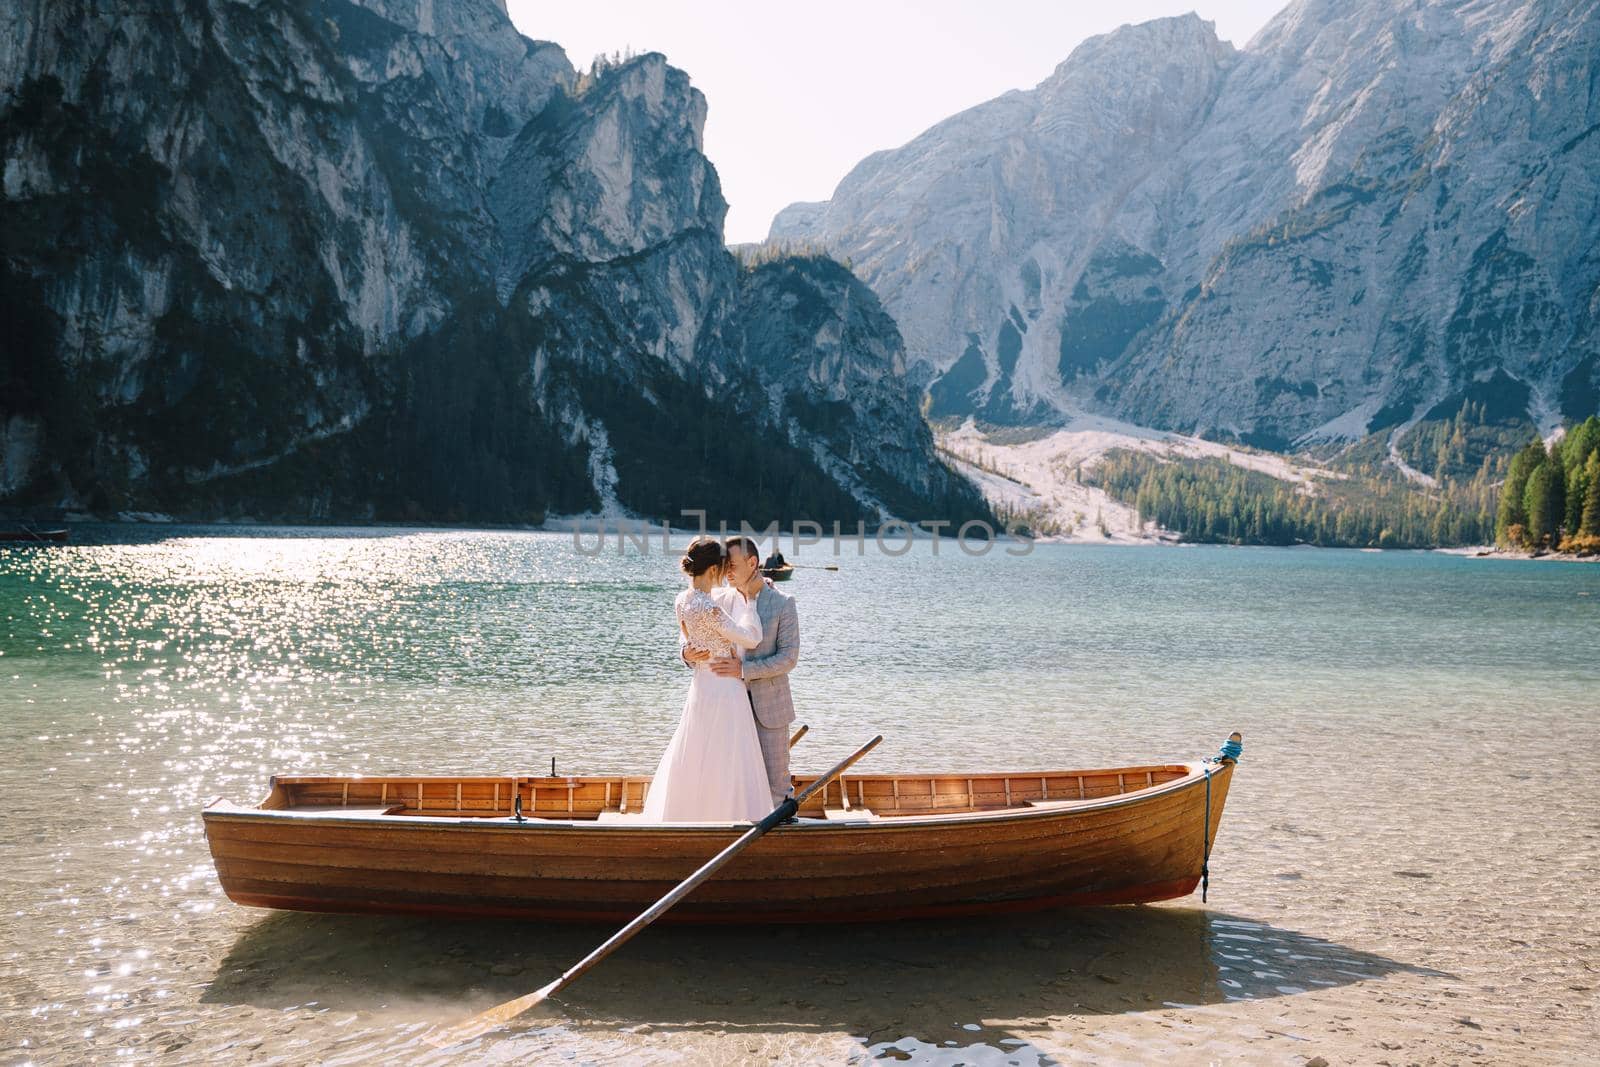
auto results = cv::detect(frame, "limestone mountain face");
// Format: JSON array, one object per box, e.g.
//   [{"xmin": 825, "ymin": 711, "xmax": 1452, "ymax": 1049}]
[
  {"xmin": 771, "ymin": 0, "xmax": 1600, "ymax": 447},
  {"xmin": 734, "ymin": 255, "xmax": 978, "ymax": 518},
  {"xmin": 0, "ymin": 0, "xmax": 982, "ymax": 526}
]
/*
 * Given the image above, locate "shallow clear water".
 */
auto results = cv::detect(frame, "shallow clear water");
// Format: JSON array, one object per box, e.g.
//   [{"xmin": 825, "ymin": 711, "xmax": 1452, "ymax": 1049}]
[{"xmin": 3, "ymin": 527, "xmax": 1597, "ymax": 1063}]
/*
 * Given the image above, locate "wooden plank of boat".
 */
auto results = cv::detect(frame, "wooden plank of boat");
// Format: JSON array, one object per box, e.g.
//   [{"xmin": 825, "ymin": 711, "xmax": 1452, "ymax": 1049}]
[
  {"xmin": 760, "ymin": 564, "xmax": 795, "ymax": 581},
  {"xmin": 201, "ymin": 735, "xmax": 1242, "ymax": 923}
]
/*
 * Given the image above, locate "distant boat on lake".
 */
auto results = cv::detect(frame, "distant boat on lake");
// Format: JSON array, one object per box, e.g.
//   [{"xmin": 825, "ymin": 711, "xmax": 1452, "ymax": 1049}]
[{"xmin": 0, "ymin": 523, "xmax": 69, "ymax": 544}]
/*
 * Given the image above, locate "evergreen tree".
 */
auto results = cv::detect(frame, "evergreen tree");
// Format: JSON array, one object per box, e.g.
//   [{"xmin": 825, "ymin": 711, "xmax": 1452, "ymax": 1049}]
[
  {"xmin": 1495, "ymin": 439, "xmax": 1544, "ymax": 545},
  {"xmin": 1566, "ymin": 459, "xmax": 1589, "ymax": 539},
  {"xmin": 1560, "ymin": 415, "xmax": 1600, "ymax": 472},
  {"xmin": 1547, "ymin": 442, "xmax": 1566, "ymax": 540},
  {"xmin": 1523, "ymin": 459, "xmax": 1561, "ymax": 548},
  {"xmin": 1085, "ymin": 448, "xmax": 1493, "ymax": 548},
  {"xmin": 1582, "ymin": 451, "xmax": 1600, "ymax": 538}
]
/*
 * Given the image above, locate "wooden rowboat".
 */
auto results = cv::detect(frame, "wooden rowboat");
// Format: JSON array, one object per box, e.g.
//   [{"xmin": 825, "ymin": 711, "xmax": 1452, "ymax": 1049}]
[
  {"xmin": 760, "ymin": 563, "xmax": 795, "ymax": 581},
  {"xmin": 0, "ymin": 526, "xmax": 68, "ymax": 544},
  {"xmin": 201, "ymin": 735, "xmax": 1242, "ymax": 923}
]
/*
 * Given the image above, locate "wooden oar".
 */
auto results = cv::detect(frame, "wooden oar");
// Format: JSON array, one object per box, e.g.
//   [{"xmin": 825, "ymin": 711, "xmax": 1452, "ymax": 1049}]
[
  {"xmin": 789, "ymin": 563, "xmax": 840, "ymax": 571},
  {"xmin": 788, "ymin": 724, "xmax": 808, "ymax": 748},
  {"xmin": 433, "ymin": 735, "xmax": 884, "ymax": 1046}
]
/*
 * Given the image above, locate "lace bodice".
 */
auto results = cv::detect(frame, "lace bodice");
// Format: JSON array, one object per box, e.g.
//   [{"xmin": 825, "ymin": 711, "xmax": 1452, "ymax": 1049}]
[{"xmin": 677, "ymin": 588, "xmax": 762, "ymax": 660}]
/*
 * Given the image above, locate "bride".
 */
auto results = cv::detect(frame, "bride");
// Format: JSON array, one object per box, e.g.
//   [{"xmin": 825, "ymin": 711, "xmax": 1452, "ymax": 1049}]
[{"xmin": 642, "ymin": 537, "xmax": 774, "ymax": 822}]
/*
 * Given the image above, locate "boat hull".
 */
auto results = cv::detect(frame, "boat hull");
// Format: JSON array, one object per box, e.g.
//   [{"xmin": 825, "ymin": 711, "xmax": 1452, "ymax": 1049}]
[
  {"xmin": 0, "ymin": 527, "xmax": 68, "ymax": 543},
  {"xmin": 202, "ymin": 761, "xmax": 1235, "ymax": 923}
]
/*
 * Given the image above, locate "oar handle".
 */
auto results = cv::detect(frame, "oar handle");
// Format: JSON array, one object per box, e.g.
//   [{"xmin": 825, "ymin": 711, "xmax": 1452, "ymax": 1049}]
[{"xmin": 788, "ymin": 724, "xmax": 808, "ymax": 749}]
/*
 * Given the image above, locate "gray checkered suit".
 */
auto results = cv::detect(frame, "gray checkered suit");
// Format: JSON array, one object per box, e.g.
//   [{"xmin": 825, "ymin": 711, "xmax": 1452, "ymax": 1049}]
[{"xmin": 741, "ymin": 586, "xmax": 798, "ymax": 805}]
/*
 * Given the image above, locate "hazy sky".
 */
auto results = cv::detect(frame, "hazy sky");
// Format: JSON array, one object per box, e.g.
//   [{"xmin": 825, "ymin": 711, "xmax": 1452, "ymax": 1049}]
[{"xmin": 506, "ymin": 2, "xmax": 1287, "ymax": 244}]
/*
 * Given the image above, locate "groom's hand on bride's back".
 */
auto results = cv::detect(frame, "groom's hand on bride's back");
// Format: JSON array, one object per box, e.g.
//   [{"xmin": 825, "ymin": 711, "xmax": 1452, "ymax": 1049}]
[
  {"xmin": 708, "ymin": 656, "xmax": 743, "ymax": 678},
  {"xmin": 682, "ymin": 646, "xmax": 710, "ymax": 664}
]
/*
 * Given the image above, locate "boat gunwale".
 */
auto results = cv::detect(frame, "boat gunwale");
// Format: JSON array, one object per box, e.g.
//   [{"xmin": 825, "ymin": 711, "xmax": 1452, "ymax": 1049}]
[{"xmin": 202, "ymin": 760, "xmax": 1224, "ymax": 833}]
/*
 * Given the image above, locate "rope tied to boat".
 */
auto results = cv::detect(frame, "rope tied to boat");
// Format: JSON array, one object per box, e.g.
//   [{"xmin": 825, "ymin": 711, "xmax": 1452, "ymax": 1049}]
[{"xmin": 1200, "ymin": 734, "xmax": 1243, "ymax": 903}]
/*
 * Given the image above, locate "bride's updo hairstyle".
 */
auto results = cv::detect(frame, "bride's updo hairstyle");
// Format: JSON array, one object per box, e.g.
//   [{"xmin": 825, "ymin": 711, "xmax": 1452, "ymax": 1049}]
[{"xmin": 680, "ymin": 535, "xmax": 726, "ymax": 577}]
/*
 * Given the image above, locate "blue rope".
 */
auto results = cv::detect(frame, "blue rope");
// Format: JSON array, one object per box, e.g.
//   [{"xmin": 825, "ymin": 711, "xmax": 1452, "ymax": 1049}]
[{"xmin": 1218, "ymin": 736, "xmax": 1243, "ymax": 762}]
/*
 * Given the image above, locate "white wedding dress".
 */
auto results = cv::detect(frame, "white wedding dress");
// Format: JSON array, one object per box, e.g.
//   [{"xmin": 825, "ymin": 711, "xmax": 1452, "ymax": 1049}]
[{"xmin": 642, "ymin": 587, "xmax": 773, "ymax": 822}]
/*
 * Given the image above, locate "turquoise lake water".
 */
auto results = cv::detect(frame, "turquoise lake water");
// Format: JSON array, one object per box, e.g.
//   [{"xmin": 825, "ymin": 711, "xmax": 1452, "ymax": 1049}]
[{"xmin": 3, "ymin": 527, "xmax": 1596, "ymax": 1063}]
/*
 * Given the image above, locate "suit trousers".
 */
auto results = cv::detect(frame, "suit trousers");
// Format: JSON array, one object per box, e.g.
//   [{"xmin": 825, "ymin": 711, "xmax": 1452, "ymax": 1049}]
[{"xmin": 753, "ymin": 713, "xmax": 792, "ymax": 808}]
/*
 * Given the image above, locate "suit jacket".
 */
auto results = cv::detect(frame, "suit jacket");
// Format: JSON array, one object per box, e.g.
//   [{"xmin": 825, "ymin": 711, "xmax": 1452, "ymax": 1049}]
[
  {"xmin": 740, "ymin": 585, "xmax": 798, "ymax": 728},
  {"xmin": 683, "ymin": 585, "xmax": 799, "ymax": 729}
]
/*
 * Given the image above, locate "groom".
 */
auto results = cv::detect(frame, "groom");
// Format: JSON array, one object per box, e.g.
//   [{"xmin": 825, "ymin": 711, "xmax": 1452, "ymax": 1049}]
[{"xmin": 681, "ymin": 536, "xmax": 799, "ymax": 807}]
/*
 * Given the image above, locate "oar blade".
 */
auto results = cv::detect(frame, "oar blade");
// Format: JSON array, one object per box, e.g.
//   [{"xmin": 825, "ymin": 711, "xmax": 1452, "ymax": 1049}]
[{"xmin": 427, "ymin": 982, "xmax": 559, "ymax": 1048}]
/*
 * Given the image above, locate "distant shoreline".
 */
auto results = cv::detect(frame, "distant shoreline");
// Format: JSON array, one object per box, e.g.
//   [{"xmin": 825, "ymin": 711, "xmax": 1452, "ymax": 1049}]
[
  {"xmin": 1437, "ymin": 545, "xmax": 1600, "ymax": 563},
  {"xmin": 48, "ymin": 514, "xmax": 1034, "ymax": 543},
  {"xmin": 27, "ymin": 517, "xmax": 1600, "ymax": 560}
]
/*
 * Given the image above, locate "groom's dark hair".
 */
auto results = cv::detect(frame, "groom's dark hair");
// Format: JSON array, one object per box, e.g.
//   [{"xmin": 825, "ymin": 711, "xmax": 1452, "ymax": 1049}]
[{"xmin": 725, "ymin": 536, "xmax": 760, "ymax": 560}]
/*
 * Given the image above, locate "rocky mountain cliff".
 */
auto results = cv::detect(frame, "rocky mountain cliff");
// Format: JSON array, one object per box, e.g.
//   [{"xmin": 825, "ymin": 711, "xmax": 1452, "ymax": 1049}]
[
  {"xmin": 0, "ymin": 0, "xmax": 985, "ymax": 526},
  {"xmin": 771, "ymin": 0, "xmax": 1600, "ymax": 453},
  {"xmin": 735, "ymin": 254, "xmax": 979, "ymax": 518}
]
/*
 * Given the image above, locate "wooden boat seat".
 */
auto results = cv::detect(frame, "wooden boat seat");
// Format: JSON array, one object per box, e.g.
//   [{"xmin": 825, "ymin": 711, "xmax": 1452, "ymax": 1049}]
[
  {"xmin": 285, "ymin": 804, "xmax": 406, "ymax": 817},
  {"xmin": 592, "ymin": 809, "xmax": 881, "ymax": 824},
  {"xmin": 596, "ymin": 811, "xmax": 649, "ymax": 823},
  {"xmin": 823, "ymin": 807, "xmax": 877, "ymax": 822}
]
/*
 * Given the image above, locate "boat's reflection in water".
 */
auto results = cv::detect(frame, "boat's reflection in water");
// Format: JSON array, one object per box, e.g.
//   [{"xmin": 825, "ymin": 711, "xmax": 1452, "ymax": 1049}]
[{"xmin": 208, "ymin": 904, "xmax": 1436, "ymax": 1062}]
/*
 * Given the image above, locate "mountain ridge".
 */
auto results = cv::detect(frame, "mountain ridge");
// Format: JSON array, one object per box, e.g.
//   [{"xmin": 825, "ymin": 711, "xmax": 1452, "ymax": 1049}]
[
  {"xmin": 0, "ymin": 0, "xmax": 988, "ymax": 527},
  {"xmin": 770, "ymin": 0, "xmax": 1600, "ymax": 454}
]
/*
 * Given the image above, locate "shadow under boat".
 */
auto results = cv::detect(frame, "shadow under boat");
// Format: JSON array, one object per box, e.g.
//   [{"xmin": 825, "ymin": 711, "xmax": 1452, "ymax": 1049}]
[{"xmin": 205, "ymin": 904, "xmax": 1451, "ymax": 1056}]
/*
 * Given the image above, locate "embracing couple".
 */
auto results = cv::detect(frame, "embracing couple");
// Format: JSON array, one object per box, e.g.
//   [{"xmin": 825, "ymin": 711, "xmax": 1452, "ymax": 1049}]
[{"xmin": 641, "ymin": 535, "xmax": 799, "ymax": 822}]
